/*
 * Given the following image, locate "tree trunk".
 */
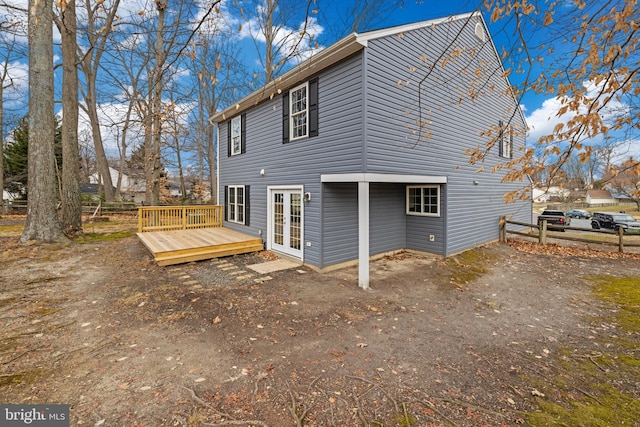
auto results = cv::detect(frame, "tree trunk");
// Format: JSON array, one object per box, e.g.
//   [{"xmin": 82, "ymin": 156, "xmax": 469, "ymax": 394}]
[
  {"xmin": 264, "ymin": 0, "xmax": 275, "ymax": 83},
  {"xmin": 0, "ymin": 81, "xmax": 4, "ymax": 216},
  {"xmin": 206, "ymin": 122, "xmax": 216, "ymax": 203},
  {"xmin": 21, "ymin": 0, "xmax": 66, "ymax": 243},
  {"xmin": 150, "ymin": 2, "xmax": 166, "ymax": 205},
  {"xmin": 175, "ymin": 135, "xmax": 186, "ymax": 200},
  {"xmin": 77, "ymin": 0, "xmax": 121, "ymax": 202},
  {"xmin": 143, "ymin": 105, "xmax": 154, "ymax": 205},
  {"xmin": 59, "ymin": 0, "xmax": 82, "ymax": 234},
  {"xmin": 84, "ymin": 76, "xmax": 115, "ymax": 201}
]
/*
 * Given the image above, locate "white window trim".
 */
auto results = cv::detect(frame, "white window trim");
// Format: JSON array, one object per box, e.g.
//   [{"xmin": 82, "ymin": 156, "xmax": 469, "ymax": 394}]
[
  {"xmin": 289, "ymin": 81, "xmax": 309, "ymax": 141},
  {"xmin": 231, "ymin": 116, "xmax": 242, "ymax": 156},
  {"xmin": 406, "ymin": 185, "xmax": 440, "ymax": 217},
  {"xmin": 228, "ymin": 185, "xmax": 245, "ymax": 225}
]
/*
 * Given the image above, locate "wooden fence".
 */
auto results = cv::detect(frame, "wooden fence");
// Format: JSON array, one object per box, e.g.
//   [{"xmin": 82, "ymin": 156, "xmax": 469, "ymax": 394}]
[
  {"xmin": 3, "ymin": 200, "xmax": 138, "ymax": 216},
  {"xmin": 138, "ymin": 205, "xmax": 222, "ymax": 232},
  {"xmin": 499, "ymin": 216, "xmax": 640, "ymax": 253}
]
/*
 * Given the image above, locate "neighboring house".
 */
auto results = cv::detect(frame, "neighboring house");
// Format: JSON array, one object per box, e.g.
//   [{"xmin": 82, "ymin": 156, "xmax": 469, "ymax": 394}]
[
  {"xmin": 532, "ymin": 186, "xmax": 571, "ymax": 203},
  {"xmin": 89, "ymin": 166, "xmax": 146, "ymax": 203},
  {"xmin": 586, "ymin": 189, "xmax": 616, "ymax": 205},
  {"xmin": 210, "ymin": 12, "xmax": 531, "ymax": 287},
  {"xmin": 81, "ymin": 183, "xmax": 106, "ymax": 201},
  {"xmin": 2, "ymin": 190, "xmax": 16, "ymax": 202},
  {"xmin": 532, "ymin": 187, "xmax": 549, "ymax": 203}
]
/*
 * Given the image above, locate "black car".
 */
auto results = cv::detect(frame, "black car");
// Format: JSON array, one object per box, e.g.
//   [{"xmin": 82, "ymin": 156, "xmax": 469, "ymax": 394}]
[
  {"xmin": 591, "ymin": 212, "xmax": 640, "ymax": 234},
  {"xmin": 566, "ymin": 209, "xmax": 592, "ymax": 219}
]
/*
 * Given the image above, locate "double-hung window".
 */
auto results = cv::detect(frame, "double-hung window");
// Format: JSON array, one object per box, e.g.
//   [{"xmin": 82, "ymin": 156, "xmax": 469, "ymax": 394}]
[
  {"xmin": 282, "ymin": 77, "xmax": 318, "ymax": 143},
  {"xmin": 406, "ymin": 185, "xmax": 440, "ymax": 217},
  {"xmin": 290, "ymin": 82, "xmax": 308, "ymax": 140},
  {"xmin": 227, "ymin": 114, "xmax": 246, "ymax": 156},
  {"xmin": 227, "ymin": 185, "xmax": 245, "ymax": 224},
  {"xmin": 231, "ymin": 116, "xmax": 242, "ymax": 155}
]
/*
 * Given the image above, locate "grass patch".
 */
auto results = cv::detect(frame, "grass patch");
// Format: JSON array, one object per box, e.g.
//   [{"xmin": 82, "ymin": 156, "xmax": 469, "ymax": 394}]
[
  {"xmin": 523, "ymin": 275, "xmax": 640, "ymax": 425},
  {"xmin": 0, "ymin": 369, "xmax": 48, "ymax": 386},
  {"xmin": 443, "ymin": 248, "xmax": 495, "ymax": 286},
  {"xmin": 592, "ymin": 276, "xmax": 640, "ymax": 332},
  {"xmin": 74, "ymin": 231, "xmax": 134, "ymax": 243}
]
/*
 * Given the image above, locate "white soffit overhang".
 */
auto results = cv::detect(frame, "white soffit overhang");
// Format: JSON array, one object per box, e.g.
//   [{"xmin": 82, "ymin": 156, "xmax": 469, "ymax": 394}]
[{"xmin": 321, "ymin": 173, "xmax": 447, "ymax": 184}]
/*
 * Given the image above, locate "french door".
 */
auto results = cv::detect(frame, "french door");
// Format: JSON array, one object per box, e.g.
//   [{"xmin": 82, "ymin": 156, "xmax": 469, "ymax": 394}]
[{"xmin": 270, "ymin": 188, "xmax": 303, "ymax": 259}]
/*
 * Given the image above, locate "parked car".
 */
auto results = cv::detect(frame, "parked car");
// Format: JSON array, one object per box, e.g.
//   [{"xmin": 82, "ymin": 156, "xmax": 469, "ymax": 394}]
[
  {"xmin": 591, "ymin": 212, "xmax": 640, "ymax": 234},
  {"xmin": 537, "ymin": 210, "xmax": 570, "ymax": 231},
  {"xmin": 566, "ymin": 209, "xmax": 592, "ymax": 219}
]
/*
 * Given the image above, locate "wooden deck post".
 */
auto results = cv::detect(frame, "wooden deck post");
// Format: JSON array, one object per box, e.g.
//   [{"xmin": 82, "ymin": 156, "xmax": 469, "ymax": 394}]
[{"xmin": 182, "ymin": 206, "xmax": 187, "ymax": 229}]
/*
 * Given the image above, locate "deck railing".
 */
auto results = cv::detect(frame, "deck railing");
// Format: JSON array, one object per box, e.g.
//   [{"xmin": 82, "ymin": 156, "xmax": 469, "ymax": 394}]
[{"xmin": 138, "ymin": 205, "xmax": 223, "ymax": 232}]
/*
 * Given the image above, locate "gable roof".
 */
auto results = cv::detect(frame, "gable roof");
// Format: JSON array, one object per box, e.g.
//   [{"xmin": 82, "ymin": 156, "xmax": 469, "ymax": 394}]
[
  {"xmin": 209, "ymin": 12, "xmax": 494, "ymax": 124},
  {"xmin": 587, "ymin": 189, "xmax": 613, "ymax": 198}
]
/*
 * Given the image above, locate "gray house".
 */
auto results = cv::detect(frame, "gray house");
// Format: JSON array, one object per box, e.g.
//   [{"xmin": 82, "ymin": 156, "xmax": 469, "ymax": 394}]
[{"xmin": 210, "ymin": 12, "xmax": 531, "ymax": 288}]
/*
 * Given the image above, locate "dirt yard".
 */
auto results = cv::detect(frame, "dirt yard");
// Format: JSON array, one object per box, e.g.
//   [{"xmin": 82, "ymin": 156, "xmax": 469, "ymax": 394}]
[{"xmin": 1, "ymin": 216, "xmax": 639, "ymax": 426}]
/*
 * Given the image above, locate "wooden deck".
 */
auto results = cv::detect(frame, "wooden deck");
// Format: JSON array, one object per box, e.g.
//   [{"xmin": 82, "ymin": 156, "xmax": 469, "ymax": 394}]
[{"xmin": 137, "ymin": 227, "xmax": 264, "ymax": 266}]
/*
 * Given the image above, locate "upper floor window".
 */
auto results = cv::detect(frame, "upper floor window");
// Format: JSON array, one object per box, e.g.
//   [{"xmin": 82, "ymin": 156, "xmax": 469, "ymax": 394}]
[
  {"xmin": 290, "ymin": 82, "xmax": 308, "ymax": 140},
  {"xmin": 498, "ymin": 120, "xmax": 513, "ymax": 159},
  {"xmin": 227, "ymin": 114, "xmax": 246, "ymax": 156},
  {"xmin": 406, "ymin": 185, "xmax": 440, "ymax": 217},
  {"xmin": 282, "ymin": 77, "xmax": 318, "ymax": 143},
  {"xmin": 231, "ymin": 116, "xmax": 242, "ymax": 155}
]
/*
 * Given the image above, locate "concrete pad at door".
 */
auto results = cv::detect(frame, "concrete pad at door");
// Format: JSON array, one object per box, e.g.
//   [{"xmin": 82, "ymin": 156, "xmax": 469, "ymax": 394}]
[{"xmin": 246, "ymin": 258, "xmax": 301, "ymax": 274}]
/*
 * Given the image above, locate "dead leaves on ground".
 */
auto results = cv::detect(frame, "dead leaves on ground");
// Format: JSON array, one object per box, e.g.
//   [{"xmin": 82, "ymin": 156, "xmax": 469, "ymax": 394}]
[{"xmin": 508, "ymin": 240, "xmax": 640, "ymax": 259}]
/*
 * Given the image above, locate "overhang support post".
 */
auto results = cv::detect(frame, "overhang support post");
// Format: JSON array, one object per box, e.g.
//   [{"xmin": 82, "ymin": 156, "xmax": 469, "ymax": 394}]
[{"xmin": 358, "ymin": 181, "xmax": 370, "ymax": 289}]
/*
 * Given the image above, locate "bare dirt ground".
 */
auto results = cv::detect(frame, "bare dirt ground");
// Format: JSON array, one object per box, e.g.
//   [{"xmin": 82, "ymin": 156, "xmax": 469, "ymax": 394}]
[{"xmin": 1, "ymin": 216, "xmax": 639, "ymax": 426}]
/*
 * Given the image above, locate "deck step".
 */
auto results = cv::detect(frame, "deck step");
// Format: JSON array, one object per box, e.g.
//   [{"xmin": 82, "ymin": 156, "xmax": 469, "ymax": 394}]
[{"xmin": 154, "ymin": 240, "xmax": 264, "ymax": 266}]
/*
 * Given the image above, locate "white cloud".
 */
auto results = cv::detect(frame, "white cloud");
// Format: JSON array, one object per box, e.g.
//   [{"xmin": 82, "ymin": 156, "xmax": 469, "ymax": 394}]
[
  {"xmin": 1, "ymin": 60, "xmax": 28, "ymax": 111},
  {"xmin": 237, "ymin": 10, "xmax": 324, "ymax": 66},
  {"xmin": 524, "ymin": 96, "xmax": 565, "ymax": 144},
  {"xmin": 525, "ymin": 78, "xmax": 631, "ymax": 146}
]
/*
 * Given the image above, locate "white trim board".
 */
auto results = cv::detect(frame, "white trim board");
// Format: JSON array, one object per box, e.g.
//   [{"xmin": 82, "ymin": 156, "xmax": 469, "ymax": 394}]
[{"xmin": 321, "ymin": 173, "xmax": 447, "ymax": 184}]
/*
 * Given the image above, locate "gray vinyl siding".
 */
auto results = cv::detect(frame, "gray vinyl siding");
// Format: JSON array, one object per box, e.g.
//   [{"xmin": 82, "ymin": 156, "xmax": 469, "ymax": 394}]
[
  {"xmin": 362, "ymin": 17, "xmax": 530, "ymax": 255},
  {"xmin": 321, "ymin": 183, "xmax": 359, "ymax": 267},
  {"xmin": 218, "ymin": 16, "xmax": 532, "ymax": 270},
  {"xmin": 370, "ymin": 183, "xmax": 406, "ymax": 254},
  {"xmin": 219, "ymin": 53, "xmax": 365, "ymax": 267},
  {"xmin": 321, "ymin": 183, "xmax": 407, "ymax": 268}
]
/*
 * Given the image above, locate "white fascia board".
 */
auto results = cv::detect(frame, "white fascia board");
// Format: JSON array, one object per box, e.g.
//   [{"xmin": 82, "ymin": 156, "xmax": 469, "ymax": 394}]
[{"xmin": 321, "ymin": 173, "xmax": 447, "ymax": 184}]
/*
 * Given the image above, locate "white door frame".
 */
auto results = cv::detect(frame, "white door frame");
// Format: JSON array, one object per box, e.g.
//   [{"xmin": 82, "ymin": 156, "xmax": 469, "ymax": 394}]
[{"xmin": 267, "ymin": 185, "xmax": 304, "ymax": 260}]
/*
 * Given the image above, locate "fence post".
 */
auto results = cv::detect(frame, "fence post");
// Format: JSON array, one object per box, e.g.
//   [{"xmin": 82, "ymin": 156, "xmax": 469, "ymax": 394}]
[
  {"xmin": 539, "ymin": 220, "xmax": 547, "ymax": 245},
  {"xmin": 499, "ymin": 216, "xmax": 506, "ymax": 243},
  {"xmin": 618, "ymin": 226, "xmax": 624, "ymax": 253}
]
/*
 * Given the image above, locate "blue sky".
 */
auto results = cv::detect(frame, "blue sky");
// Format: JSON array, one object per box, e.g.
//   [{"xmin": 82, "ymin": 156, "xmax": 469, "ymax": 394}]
[{"xmin": 1, "ymin": 0, "xmax": 635, "ymax": 165}]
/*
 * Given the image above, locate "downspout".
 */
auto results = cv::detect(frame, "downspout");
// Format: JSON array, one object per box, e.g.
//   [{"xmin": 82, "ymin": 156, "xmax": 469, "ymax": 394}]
[{"xmin": 215, "ymin": 122, "xmax": 220, "ymax": 205}]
